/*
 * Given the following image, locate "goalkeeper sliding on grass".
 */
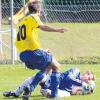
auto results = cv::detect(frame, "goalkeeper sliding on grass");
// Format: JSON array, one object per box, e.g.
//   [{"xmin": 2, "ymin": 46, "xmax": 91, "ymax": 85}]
[{"xmin": 3, "ymin": 68, "xmax": 96, "ymax": 98}]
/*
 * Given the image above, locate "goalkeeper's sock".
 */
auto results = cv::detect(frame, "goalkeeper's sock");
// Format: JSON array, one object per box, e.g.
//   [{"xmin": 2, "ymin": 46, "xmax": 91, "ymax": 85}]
[
  {"xmin": 14, "ymin": 76, "xmax": 34, "ymax": 96},
  {"xmin": 50, "ymin": 72, "xmax": 60, "ymax": 98}
]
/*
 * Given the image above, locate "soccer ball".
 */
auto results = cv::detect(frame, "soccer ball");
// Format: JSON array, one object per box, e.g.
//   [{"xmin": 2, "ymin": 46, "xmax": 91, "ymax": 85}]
[
  {"xmin": 82, "ymin": 80, "xmax": 96, "ymax": 94},
  {"xmin": 82, "ymin": 82, "xmax": 90, "ymax": 94},
  {"xmin": 88, "ymin": 80, "xmax": 96, "ymax": 93}
]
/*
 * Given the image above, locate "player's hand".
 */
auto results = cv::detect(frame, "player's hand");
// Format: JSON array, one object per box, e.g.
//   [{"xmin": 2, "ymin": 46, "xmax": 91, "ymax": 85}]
[{"xmin": 58, "ymin": 28, "xmax": 68, "ymax": 33}]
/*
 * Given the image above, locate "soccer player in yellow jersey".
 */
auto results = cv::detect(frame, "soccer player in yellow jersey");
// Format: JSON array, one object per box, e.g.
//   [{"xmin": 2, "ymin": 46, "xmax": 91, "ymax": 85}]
[{"xmin": 15, "ymin": 0, "xmax": 68, "ymax": 99}]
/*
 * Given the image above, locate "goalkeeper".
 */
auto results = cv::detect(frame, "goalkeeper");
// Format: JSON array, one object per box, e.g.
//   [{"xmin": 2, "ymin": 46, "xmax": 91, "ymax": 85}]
[
  {"xmin": 3, "ymin": 68, "xmax": 95, "ymax": 98},
  {"xmin": 38, "ymin": 68, "xmax": 96, "ymax": 97}
]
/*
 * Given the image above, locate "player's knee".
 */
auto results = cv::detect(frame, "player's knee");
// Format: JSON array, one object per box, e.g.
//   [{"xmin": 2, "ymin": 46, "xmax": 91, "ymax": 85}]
[
  {"xmin": 49, "ymin": 58, "xmax": 61, "ymax": 72},
  {"xmin": 53, "ymin": 67, "xmax": 60, "ymax": 72},
  {"xmin": 52, "ymin": 63, "xmax": 61, "ymax": 72}
]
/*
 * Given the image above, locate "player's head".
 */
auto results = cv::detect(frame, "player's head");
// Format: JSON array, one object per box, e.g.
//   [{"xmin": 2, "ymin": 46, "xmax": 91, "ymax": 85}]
[
  {"xmin": 28, "ymin": 0, "xmax": 41, "ymax": 14},
  {"xmin": 81, "ymin": 70, "xmax": 95, "ymax": 83}
]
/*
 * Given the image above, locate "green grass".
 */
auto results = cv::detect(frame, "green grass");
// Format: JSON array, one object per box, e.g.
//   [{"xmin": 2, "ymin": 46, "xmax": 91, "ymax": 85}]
[
  {"xmin": 1, "ymin": 23, "xmax": 100, "ymax": 60},
  {"xmin": 39, "ymin": 23, "xmax": 100, "ymax": 60},
  {"xmin": 1, "ymin": 23, "xmax": 100, "ymax": 99},
  {"xmin": 0, "ymin": 64, "xmax": 100, "ymax": 100}
]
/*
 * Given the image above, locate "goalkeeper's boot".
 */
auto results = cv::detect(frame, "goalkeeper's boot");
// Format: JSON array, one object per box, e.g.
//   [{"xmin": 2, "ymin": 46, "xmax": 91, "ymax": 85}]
[
  {"xmin": 22, "ymin": 86, "xmax": 31, "ymax": 100},
  {"xmin": 3, "ymin": 91, "xmax": 18, "ymax": 97}
]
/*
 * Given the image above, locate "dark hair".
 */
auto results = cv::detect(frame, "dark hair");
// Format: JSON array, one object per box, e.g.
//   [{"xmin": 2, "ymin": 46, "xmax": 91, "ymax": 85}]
[{"xmin": 28, "ymin": 2, "xmax": 37, "ymax": 13}]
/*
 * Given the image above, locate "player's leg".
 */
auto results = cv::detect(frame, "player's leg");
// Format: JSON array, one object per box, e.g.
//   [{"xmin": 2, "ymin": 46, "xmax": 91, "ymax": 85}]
[
  {"xmin": 48, "ymin": 57, "xmax": 61, "ymax": 98},
  {"xmin": 14, "ymin": 76, "xmax": 34, "ymax": 96},
  {"xmin": 3, "ymin": 76, "xmax": 34, "ymax": 97},
  {"xmin": 29, "ymin": 71, "xmax": 47, "ymax": 92},
  {"xmin": 22, "ymin": 70, "xmax": 51, "ymax": 100},
  {"xmin": 20, "ymin": 50, "xmax": 59, "ymax": 98},
  {"xmin": 22, "ymin": 63, "xmax": 52, "ymax": 100},
  {"xmin": 15, "ymin": 71, "xmax": 50, "ymax": 97},
  {"xmin": 40, "ymin": 73, "xmax": 51, "ymax": 89},
  {"xmin": 35, "ymin": 57, "xmax": 61, "ymax": 98},
  {"xmin": 26, "ymin": 67, "xmax": 51, "ymax": 91}
]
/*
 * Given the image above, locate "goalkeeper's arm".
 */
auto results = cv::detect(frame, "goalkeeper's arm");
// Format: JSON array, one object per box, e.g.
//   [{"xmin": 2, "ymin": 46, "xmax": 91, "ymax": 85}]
[
  {"xmin": 71, "ymin": 84, "xmax": 93, "ymax": 95},
  {"xmin": 66, "ymin": 76, "xmax": 82, "ymax": 86}
]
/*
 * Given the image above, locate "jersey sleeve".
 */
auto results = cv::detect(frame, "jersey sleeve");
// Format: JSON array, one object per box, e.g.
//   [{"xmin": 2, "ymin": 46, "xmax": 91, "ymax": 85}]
[
  {"xmin": 30, "ymin": 14, "xmax": 43, "ymax": 28},
  {"xmin": 66, "ymin": 68, "xmax": 82, "ymax": 86}
]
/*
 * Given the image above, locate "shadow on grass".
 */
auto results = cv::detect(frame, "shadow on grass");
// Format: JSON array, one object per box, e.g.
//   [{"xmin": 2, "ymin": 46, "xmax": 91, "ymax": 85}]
[
  {"xmin": 2, "ymin": 95, "xmax": 47, "ymax": 100},
  {"xmin": 2, "ymin": 96, "xmax": 22, "ymax": 100},
  {"xmin": 30, "ymin": 95, "xmax": 48, "ymax": 100}
]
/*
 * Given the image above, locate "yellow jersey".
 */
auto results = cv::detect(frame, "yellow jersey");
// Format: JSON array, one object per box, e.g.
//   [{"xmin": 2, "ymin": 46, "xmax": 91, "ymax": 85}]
[{"xmin": 15, "ymin": 13, "xmax": 43, "ymax": 52}]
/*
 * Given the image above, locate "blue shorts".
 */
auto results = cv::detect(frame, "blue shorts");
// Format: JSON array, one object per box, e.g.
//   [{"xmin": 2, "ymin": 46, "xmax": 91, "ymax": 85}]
[{"xmin": 20, "ymin": 50, "xmax": 52, "ymax": 71}]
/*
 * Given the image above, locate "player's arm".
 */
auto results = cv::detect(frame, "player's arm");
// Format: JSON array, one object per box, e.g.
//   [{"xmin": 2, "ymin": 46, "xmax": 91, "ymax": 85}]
[
  {"xmin": 67, "ymin": 77, "xmax": 82, "ymax": 86},
  {"xmin": 39, "ymin": 25, "xmax": 68, "ymax": 33},
  {"xmin": 66, "ymin": 68, "xmax": 82, "ymax": 86},
  {"xmin": 71, "ymin": 86, "xmax": 83, "ymax": 95},
  {"xmin": 31, "ymin": 14, "xmax": 68, "ymax": 33}
]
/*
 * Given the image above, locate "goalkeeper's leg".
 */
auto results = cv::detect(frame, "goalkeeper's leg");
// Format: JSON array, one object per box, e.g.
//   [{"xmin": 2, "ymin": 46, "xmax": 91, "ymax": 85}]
[
  {"xmin": 14, "ymin": 76, "xmax": 34, "ymax": 96},
  {"xmin": 3, "ymin": 76, "xmax": 34, "ymax": 97}
]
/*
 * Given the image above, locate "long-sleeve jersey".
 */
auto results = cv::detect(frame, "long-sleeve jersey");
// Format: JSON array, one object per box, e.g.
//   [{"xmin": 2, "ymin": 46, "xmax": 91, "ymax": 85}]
[
  {"xmin": 59, "ymin": 68, "xmax": 82, "ymax": 92},
  {"xmin": 43, "ymin": 68, "xmax": 82, "ymax": 92}
]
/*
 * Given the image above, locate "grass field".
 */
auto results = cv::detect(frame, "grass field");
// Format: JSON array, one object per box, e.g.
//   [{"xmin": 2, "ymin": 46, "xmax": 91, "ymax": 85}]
[
  {"xmin": 40, "ymin": 23, "xmax": 100, "ymax": 60},
  {"xmin": 1, "ymin": 23, "xmax": 100, "ymax": 60},
  {"xmin": 0, "ymin": 23, "xmax": 100, "ymax": 100},
  {"xmin": 0, "ymin": 64, "xmax": 100, "ymax": 100}
]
